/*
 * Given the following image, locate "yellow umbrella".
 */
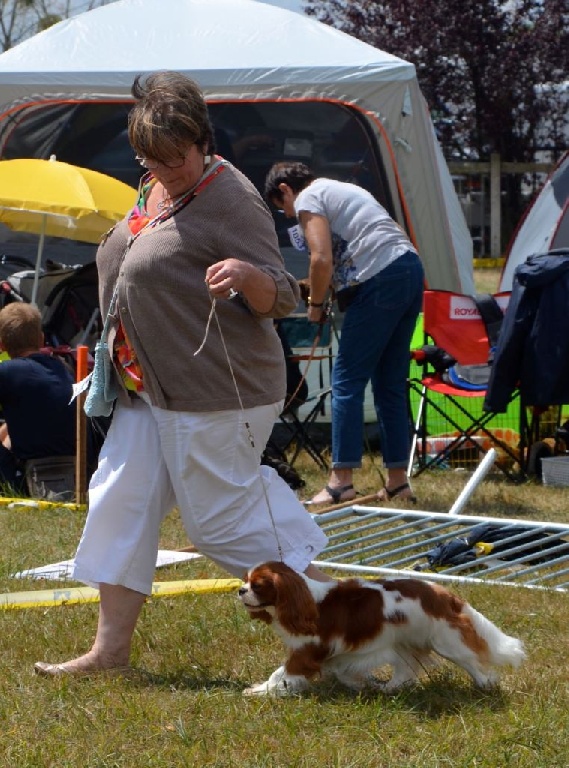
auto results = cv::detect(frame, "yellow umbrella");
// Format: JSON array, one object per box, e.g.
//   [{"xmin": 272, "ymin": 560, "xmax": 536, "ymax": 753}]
[{"xmin": 0, "ymin": 156, "xmax": 136, "ymax": 304}]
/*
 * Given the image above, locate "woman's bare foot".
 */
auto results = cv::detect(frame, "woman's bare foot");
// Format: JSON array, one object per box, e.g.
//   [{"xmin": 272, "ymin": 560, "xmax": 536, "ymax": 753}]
[{"xmin": 34, "ymin": 650, "xmax": 131, "ymax": 677}]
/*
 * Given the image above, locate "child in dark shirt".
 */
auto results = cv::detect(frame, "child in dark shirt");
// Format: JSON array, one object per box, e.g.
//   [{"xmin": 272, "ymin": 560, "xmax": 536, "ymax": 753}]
[{"xmin": 0, "ymin": 303, "xmax": 79, "ymax": 494}]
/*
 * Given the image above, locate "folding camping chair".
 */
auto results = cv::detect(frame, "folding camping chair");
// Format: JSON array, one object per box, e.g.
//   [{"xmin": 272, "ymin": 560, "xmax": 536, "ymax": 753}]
[
  {"xmin": 41, "ymin": 261, "xmax": 100, "ymax": 350},
  {"xmin": 408, "ymin": 290, "xmax": 524, "ymax": 481},
  {"xmin": 271, "ymin": 313, "xmax": 337, "ymax": 470}
]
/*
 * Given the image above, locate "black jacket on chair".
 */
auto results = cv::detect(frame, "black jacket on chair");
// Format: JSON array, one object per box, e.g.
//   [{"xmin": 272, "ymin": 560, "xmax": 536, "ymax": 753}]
[{"xmin": 484, "ymin": 250, "xmax": 569, "ymax": 412}]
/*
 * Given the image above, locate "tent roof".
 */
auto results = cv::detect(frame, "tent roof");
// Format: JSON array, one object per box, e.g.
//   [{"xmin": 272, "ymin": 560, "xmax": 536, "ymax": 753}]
[
  {"xmin": 0, "ymin": 0, "xmax": 412, "ymax": 92},
  {"xmin": 0, "ymin": 0, "xmax": 474, "ymax": 294}
]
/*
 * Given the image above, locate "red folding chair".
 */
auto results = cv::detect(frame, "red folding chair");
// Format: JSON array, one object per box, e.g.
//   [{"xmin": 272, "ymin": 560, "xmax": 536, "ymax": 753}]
[{"xmin": 408, "ymin": 290, "xmax": 524, "ymax": 481}]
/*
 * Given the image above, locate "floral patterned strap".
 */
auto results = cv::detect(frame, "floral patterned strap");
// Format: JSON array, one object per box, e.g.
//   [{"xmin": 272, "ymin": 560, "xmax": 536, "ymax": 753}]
[{"xmin": 119, "ymin": 158, "xmax": 228, "ymax": 390}]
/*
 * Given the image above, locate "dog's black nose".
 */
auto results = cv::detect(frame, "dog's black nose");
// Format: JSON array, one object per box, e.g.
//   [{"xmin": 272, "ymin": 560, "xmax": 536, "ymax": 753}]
[{"xmin": 238, "ymin": 586, "xmax": 247, "ymax": 596}]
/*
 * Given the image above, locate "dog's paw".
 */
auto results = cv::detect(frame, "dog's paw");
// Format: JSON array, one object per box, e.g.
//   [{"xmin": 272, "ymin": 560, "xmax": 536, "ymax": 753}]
[
  {"xmin": 379, "ymin": 677, "xmax": 418, "ymax": 694},
  {"xmin": 472, "ymin": 671, "xmax": 500, "ymax": 690},
  {"xmin": 242, "ymin": 680, "xmax": 293, "ymax": 697},
  {"xmin": 243, "ymin": 667, "xmax": 309, "ymax": 697}
]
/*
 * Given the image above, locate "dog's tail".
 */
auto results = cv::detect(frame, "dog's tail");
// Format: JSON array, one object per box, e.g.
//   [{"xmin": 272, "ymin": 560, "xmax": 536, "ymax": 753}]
[{"xmin": 464, "ymin": 605, "xmax": 526, "ymax": 668}]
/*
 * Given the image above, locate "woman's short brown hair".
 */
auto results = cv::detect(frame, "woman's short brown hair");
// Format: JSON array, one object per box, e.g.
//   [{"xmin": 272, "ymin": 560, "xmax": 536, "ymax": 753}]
[
  {"xmin": 0, "ymin": 303, "xmax": 43, "ymax": 358},
  {"xmin": 128, "ymin": 71, "xmax": 215, "ymax": 163}
]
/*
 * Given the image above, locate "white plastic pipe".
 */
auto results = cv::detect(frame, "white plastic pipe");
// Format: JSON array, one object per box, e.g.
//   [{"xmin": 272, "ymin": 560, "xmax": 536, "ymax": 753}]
[{"xmin": 448, "ymin": 448, "xmax": 497, "ymax": 516}]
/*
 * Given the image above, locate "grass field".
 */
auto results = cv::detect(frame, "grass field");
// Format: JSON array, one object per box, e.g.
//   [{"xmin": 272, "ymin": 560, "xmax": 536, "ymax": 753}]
[
  {"xmin": 1, "ymin": 455, "xmax": 568, "ymax": 767},
  {"xmin": 1, "ymin": 268, "xmax": 568, "ymax": 767}
]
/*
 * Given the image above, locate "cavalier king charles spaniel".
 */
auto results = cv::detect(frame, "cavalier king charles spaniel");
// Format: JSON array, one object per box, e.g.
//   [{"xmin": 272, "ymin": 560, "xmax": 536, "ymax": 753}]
[{"xmin": 239, "ymin": 561, "xmax": 525, "ymax": 696}]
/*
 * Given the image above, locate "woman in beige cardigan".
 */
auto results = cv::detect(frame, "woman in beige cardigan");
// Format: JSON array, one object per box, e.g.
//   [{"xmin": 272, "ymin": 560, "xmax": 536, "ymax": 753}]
[{"xmin": 35, "ymin": 71, "xmax": 330, "ymax": 678}]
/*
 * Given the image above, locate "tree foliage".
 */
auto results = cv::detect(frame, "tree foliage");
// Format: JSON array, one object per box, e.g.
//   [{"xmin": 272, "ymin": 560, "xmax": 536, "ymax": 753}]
[
  {"xmin": 304, "ymin": 0, "xmax": 568, "ymax": 163},
  {"xmin": 0, "ymin": 0, "xmax": 113, "ymax": 51}
]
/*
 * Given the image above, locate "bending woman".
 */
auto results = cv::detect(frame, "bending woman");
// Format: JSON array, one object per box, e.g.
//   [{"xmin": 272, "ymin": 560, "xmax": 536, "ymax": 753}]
[{"xmin": 265, "ymin": 161, "xmax": 424, "ymax": 506}]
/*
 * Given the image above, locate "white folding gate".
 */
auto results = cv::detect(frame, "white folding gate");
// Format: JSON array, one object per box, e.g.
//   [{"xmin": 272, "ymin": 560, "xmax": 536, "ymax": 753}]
[{"xmin": 313, "ymin": 505, "xmax": 569, "ymax": 593}]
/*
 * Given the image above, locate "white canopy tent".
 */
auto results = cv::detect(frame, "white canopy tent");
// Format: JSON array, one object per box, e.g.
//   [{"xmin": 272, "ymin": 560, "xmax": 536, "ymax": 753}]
[
  {"xmin": 0, "ymin": 0, "xmax": 474, "ymax": 292},
  {"xmin": 500, "ymin": 151, "xmax": 569, "ymax": 291}
]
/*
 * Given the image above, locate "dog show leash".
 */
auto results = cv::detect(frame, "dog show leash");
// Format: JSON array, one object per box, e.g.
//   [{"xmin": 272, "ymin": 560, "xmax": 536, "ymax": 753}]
[{"xmin": 195, "ymin": 295, "xmax": 285, "ymax": 563}]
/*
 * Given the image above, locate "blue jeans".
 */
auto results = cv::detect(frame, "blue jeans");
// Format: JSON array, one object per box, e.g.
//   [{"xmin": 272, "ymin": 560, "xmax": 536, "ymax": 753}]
[{"xmin": 332, "ymin": 250, "xmax": 424, "ymax": 469}]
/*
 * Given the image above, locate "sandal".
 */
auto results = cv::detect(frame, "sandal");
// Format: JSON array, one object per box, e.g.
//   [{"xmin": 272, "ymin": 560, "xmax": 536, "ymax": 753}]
[
  {"xmin": 376, "ymin": 482, "xmax": 417, "ymax": 504},
  {"xmin": 304, "ymin": 484, "xmax": 356, "ymax": 507}
]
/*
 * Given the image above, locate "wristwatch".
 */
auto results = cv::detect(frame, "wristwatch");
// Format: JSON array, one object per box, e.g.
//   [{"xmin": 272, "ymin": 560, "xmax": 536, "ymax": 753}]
[{"xmin": 307, "ymin": 297, "xmax": 324, "ymax": 308}]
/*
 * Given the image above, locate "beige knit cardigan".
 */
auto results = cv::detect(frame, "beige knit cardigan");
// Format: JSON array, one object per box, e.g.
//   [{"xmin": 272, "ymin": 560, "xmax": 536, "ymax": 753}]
[{"xmin": 96, "ymin": 164, "xmax": 300, "ymax": 412}]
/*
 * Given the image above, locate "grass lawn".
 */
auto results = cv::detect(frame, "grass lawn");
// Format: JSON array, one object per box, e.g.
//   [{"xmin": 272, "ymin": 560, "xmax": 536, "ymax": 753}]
[
  {"xmin": 1, "ymin": 455, "xmax": 568, "ymax": 767},
  {"xmin": 1, "ymin": 269, "xmax": 567, "ymax": 767},
  {"xmin": 472, "ymin": 265, "xmax": 503, "ymax": 295}
]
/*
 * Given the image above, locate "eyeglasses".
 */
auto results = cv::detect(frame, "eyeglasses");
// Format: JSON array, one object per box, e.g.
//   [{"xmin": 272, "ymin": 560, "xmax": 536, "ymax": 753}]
[{"xmin": 135, "ymin": 152, "xmax": 189, "ymax": 170}]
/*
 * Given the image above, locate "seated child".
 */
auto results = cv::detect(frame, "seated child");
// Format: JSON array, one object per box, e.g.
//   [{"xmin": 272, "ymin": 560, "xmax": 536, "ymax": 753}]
[{"xmin": 0, "ymin": 303, "xmax": 86, "ymax": 494}]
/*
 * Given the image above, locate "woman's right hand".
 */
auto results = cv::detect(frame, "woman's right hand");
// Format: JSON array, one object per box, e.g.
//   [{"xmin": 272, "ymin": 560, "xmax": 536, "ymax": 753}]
[
  {"xmin": 206, "ymin": 258, "xmax": 254, "ymax": 299},
  {"xmin": 307, "ymin": 305, "xmax": 325, "ymax": 323},
  {"xmin": 206, "ymin": 259, "xmax": 277, "ymax": 314}
]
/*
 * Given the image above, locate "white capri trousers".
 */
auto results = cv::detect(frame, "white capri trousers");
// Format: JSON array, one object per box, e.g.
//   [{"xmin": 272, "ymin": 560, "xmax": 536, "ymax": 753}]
[{"xmin": 73, "ymin": 397, "xmax": 328, "ymax": 594}]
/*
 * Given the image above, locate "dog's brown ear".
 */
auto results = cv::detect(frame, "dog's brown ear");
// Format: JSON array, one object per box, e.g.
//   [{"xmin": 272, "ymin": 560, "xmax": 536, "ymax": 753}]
[{"xmin": 274, "ymin": 567, "xmax": 319, "ymax": 636}]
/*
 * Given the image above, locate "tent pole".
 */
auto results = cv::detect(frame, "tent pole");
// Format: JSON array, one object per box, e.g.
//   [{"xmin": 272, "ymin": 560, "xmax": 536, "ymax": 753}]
[{"xmin": 30, "ymin": 214, "xmax": 46, "ymax": 306}]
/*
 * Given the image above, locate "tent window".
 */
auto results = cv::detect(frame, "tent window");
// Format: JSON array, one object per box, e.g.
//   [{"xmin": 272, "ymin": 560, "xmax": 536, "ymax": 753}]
[
  {"xmin": 210, "ymin": 101, "xmax": 391, "ymax": 202},
  {"xmin": 208, "ymin": 101, "xmax": 394, "ymax": 250},
  {"xmin": 1, "ymin": 99, "xmax": 394, "ymax": 272}
]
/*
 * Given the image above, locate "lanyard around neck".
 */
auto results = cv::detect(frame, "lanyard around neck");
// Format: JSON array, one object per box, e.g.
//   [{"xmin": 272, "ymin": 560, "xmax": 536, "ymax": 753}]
[
  {"xmin": 106, "ymin": 159, "xmax": 228, "ymax": 329},
  {"xmin": 138, "ymin": 157, "xmax": 227, "ymax": 235}
]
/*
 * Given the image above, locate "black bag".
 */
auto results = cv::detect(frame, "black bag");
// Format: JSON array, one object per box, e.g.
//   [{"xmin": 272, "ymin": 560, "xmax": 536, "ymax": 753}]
[
  {"xmin": 336, "ymin": 284, "xmax": 360, "ymax": 312},
  {"xmin": 261, "ymin": 449, "xmax": 305, "ymax": 490}
]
